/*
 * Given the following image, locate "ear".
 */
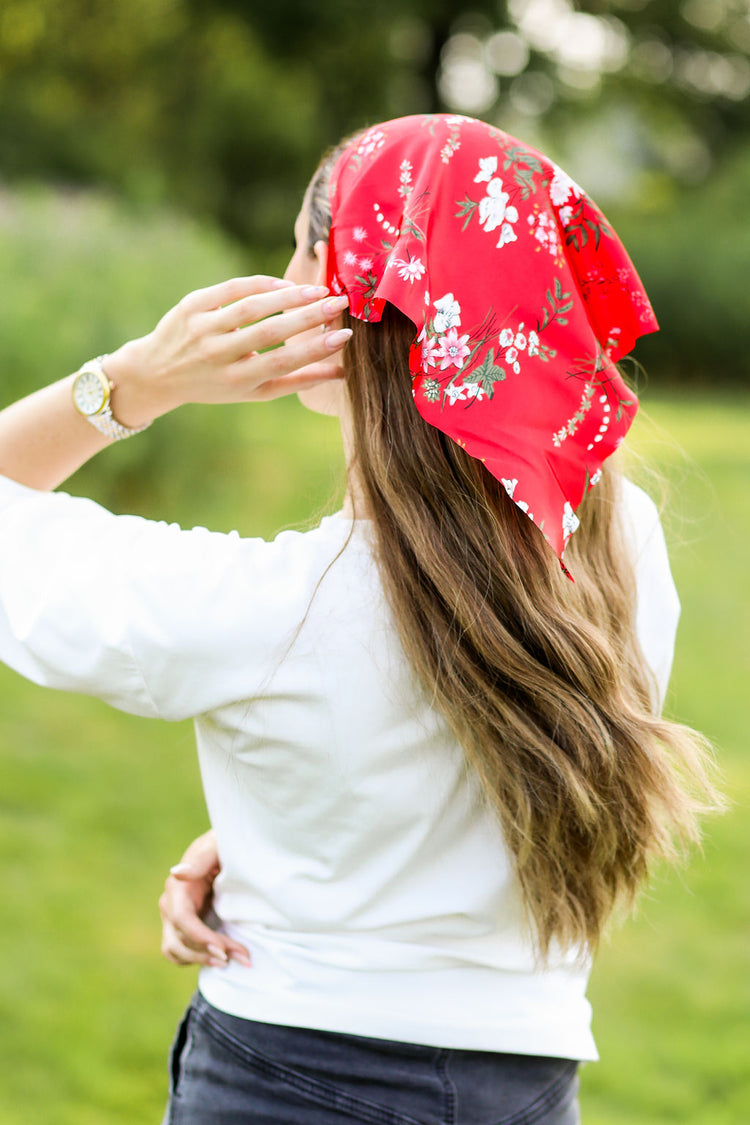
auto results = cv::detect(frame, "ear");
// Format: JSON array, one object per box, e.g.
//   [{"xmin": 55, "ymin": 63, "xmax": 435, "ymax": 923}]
[{"xmin": 312, "ymin": 240, "xmax": 329, "ymax": 288}]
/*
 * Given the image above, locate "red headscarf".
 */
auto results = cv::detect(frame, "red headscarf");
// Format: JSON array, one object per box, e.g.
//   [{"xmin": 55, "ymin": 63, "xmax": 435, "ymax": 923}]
[{"xmin": 326, "ymin": 114, "xmax": 658, "ymax": 561}]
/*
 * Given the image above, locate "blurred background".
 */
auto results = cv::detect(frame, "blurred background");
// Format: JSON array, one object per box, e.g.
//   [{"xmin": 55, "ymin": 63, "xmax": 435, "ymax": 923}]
[{"xmin": 0, "ymin": 1, "xmax": 747, "ymax": 1122}]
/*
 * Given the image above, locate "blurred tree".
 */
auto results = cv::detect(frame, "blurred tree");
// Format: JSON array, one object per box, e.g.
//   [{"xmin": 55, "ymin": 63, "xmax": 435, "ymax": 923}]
[{"xmin": 2, "ymin": 0, "xmax": 748, "ymax": 254}]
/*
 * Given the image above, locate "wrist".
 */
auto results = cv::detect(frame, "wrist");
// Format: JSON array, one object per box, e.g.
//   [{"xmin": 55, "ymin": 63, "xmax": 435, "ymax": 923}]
[{"xmin": 104, "ymin": 337, "xmax": 173, "ymax": 428}]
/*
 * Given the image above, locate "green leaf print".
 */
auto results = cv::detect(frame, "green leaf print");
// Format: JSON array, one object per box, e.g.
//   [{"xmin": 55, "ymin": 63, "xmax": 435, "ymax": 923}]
[
  {"xmin": 455, "ymin": 195, "xmax": 479, "ymax": 232},
  {"xmin": 462, "ymin": 348, "xmax": 506, "ymax": 400}
]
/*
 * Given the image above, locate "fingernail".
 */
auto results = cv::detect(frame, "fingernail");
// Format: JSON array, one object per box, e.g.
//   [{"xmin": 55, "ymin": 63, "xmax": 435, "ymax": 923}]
[
  {"xmin": 322, "ymin": 295, "xmax": 349, "ymax": 315},
  {"xmin": 271, "ymin": 278, "xmax": 295, "ymax": 289},
  {"xmin": 231, "ymin": 953, "xmax": 253, "ymax": 968},
  {"xmin": 300, "ymin": 285, "xmax": 329, "ymax": 299},
  {"xmin": 325, "ymin": 328, "xmax": 353, "ymax": 348},
  {"xmin": 207, "ymin": 944, "xmax": 228, "ymax": 963},
  {"xmin": 169, "ymin": 863, "xmax": 194, "ymax": 876}
]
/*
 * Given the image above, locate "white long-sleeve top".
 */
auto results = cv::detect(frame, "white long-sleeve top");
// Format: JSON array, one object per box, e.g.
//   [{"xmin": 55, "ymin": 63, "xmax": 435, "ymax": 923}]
[{"xmin": 0, "ymin": 473, "xmax": 679, "ymax": 1061}]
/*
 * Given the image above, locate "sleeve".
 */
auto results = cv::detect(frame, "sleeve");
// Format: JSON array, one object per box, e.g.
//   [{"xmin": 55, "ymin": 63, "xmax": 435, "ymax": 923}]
[
  {"xmin": 619, "ymin": 477, "xmax": 681, "ymax": 713},
  {"xmin": 0, "ymin": 474, "xmax": 315, "ymax": 721}
]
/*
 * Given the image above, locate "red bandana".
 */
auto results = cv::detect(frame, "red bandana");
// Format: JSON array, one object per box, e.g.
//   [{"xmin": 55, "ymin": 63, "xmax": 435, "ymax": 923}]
[{"xmin": 326, "ymin": 114, "xmax": 658, "ymax": 561}]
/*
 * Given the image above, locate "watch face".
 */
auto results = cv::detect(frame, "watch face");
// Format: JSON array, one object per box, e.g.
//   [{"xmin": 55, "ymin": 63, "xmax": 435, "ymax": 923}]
[{"xmin": 73, "ymin": 369, "xmax": 108, "ymax": 416}]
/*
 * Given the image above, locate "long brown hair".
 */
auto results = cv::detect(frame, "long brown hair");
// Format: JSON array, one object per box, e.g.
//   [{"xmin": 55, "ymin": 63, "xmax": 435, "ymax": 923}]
[{"xmin": 307, "ymin": 141, "xmax": 722, "ymax": 959}]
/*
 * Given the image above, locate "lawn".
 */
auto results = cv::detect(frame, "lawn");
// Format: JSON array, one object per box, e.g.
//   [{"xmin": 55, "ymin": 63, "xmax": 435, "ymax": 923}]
[{"xmin": 0, "ymin": 189, "xmax": 747, "ymax": 1123}]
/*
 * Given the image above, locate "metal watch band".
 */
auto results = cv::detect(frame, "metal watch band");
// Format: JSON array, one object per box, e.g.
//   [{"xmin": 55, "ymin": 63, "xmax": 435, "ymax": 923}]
[
  {"xmin": 77, "ymin": 355, "xmax": 152, "ymax": 442},
  {"xmin": 85, "ymin": 404, "xmax": 151, "ymax": 442}
]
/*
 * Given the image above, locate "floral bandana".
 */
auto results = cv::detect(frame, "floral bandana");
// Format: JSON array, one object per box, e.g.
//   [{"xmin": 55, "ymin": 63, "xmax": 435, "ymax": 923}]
[{"xmin": 326, "ymin": 114, "xmax": 658, "ymax": 562}]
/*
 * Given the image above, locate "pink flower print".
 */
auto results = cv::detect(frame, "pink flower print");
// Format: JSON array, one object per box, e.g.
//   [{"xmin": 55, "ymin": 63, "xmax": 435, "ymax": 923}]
[
  {"xmin": 343, "ymin": 249, "xmax": 358, "ymax": 266},
  {"xmin": 436, "ymin": 328, "xmax": 471, "ymax": 370},
  {"xmin": 421, "ymin": 335, "xmax": 440, "ymax": 367},
  {"xmin": 352, "ymin": 226, "xmax": 368, "ymax": 243},
  {"xmin": 394, "ymin": 256, "xmax": 426, "ymax": 283},
  {"xmin": 358, "ymin": 257, "xmax": 374, "ymax": 271}
]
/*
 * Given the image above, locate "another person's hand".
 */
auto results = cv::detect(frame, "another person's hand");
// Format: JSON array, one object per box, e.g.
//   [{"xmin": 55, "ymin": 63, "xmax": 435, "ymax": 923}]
[
  {"xmin": 159, "ymin": 830, "xmax": 251, "ymax": 970},
  {"xmin": 105, "ymin": 276, "xmax": 351, "ymax": 429}
]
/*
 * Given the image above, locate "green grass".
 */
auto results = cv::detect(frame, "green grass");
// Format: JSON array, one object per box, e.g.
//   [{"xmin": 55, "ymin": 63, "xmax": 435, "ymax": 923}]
[{"xmin": 0, "ymin": 187, "xmax": 747, "ymax": 1121}]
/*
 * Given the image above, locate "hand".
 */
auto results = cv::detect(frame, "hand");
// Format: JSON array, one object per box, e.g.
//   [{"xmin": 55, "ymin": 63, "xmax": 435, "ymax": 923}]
[
  {"xmin": 159, "ymin": 830, "xmax": 251, "ymax": 969},
  {"xmin": 105, "ymin": 276, "xmax": 351, "ymax": 428}
]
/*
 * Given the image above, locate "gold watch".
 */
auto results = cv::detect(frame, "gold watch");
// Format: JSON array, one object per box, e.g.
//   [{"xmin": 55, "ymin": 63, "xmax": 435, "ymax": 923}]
[{"xmin": 71, "ymin": 355, "xmax": 151, "ymax": 442}]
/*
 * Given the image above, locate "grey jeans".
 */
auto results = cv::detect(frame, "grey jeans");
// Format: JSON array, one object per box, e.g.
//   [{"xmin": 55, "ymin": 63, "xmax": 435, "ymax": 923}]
[{"xmin": 163, "ymin": 992, "xmax": 581, "ymax": 1125}]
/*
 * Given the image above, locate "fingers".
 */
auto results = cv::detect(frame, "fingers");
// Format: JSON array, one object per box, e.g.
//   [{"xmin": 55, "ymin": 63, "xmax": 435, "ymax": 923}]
[
  {"xmin": 159, "ymin": 883, "xmax": 252, "ymax": 969},
  {"xmin": 181, "ymin": 276, "xmax": 295, "ymax": 315},
  {"xmin": 217, "ymin": 295, "xmax": 350, "ymax": 366},
  {"xmin": 231, "ymin": 330, "xmax": 351, "ymax": 400},
  {"xmin": 212, "ymin": 283, "xmax": 333, "ymax": 335}
]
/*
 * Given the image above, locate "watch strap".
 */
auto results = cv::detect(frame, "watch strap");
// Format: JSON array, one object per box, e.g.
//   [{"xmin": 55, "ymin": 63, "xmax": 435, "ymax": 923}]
[{"xmin": 75, "ymin": 355, "xmax": 151, "ymax": 442}]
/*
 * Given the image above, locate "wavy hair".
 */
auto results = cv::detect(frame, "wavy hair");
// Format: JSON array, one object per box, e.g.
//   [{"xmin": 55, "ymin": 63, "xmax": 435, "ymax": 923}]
[{"xmin": 306, "ymin": 140, "xmax": 722, "ymax": 959}]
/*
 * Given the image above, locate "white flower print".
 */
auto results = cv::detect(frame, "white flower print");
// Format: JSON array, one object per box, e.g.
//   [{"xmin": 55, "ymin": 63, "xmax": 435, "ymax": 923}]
[
  {"xmin": 514, "ymin": 331, "xmax": 527, "ymax": 351},
  {"xmin": 474, "ymin": 156, "xmax": 498, "ymax": 184},
  {"xmin": 528, "ymin": 330, "xmax": 539, "ymax": 356},
  {"xmin": 590, "ymin": 469, "xmax": 602, "ymax": 486},
  {"xmin": 343, "ymin": 249, "xmax": 358, "ymax": 266},
  {"xmin": 499, "ymin": 328, "xmax": 514, "ymax": 348},
  {"xmin": 433, "ymin": 292, "xmax": 462, "ymax": 334},
  {"xmin": 352, "ymin": 226, "xmax": 368, "ymax": 243},
  {"xmin": 562, "ymin": 502, "xmax": 580, "ymax": 540},
  {"xmin": 549, "ymin": 163, "xmax": 582, "ymax": 207},
  {"xmin": 478, "ymin": 178, "xmax": 520, "ymax": 249},
  {"xmin": 445, "ymin": 382, "xmax": 468, "ymax": 404},
  {"xmin": 464, "ymin": 381, "xmax": 486, "ymax": 400},
  {"xmin": 512, "ymin": 361, "xmax": 521, "ymax": 374},
  {"xmin": 528, "ymin": 210, "xmax": 562, "ymax": 258},
  {"xmin": 424, "ymin": 290, "xmax": 430, "ymax": 306},
  {"xmin": 358, "ymin": 129, "xmax": 386, "ymax": 158},
  {"xmin": 497, "ymin": 221, "xmax": 518, "ymax": 249},
  {"xmin": 441, "ymin": 137, "xmax": 461, "ymax": 164},
  {"xmin": 436, "ymin": 328, "xmax": 471, "ymax": 370},
  {"xmin": 398, "ymin": 159, "xmax": 413, "ymax": 200},
  {"xmin": 394, "ymin": 256, "xmax": 426, "ymax": 284},
  {"xmin": 358, "ymin": 257, "xmax": 374, "ymax": 271},
  {"xmin": 506, "ymin": 347, "xmax": 518, "ymax": 363},
  {"xmin": 558, "ymin": 205, "xmax": 573, "ymax": 227},
  {"xmin": 478, "ymin": 178, "xmax": 513, "ymax": 233},
  {"xmin": 502, "ymin": 478, "xmax": 518, "ymax": 498}
]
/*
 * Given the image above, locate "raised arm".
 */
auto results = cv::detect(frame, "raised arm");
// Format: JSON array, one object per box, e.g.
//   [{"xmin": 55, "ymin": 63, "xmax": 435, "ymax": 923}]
[{"xmin": 0, "ymin": 276, "xmax": 350, "ymax": 491}]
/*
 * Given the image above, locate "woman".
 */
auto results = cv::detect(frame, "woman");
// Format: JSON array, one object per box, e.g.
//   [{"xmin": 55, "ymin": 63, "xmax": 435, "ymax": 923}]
[{"xmin": 0, "ymin": 115, "xmax": 718, "ymax": 1124}]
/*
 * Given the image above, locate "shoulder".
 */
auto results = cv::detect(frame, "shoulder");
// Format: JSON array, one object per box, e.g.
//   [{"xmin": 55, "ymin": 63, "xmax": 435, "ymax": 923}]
[{"xmin": 618, "ymin": 477, "xmax": 668, "ymax": 568}]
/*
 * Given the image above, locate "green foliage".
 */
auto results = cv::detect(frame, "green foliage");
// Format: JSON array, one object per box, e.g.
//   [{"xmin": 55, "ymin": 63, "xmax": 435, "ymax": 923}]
[{"xmin": 610, "ymin": 142, "xmax": 750, "ymax": 385}]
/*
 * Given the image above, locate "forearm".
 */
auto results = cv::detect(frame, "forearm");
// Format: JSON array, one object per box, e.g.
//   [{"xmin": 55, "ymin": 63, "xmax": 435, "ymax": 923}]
[
  {"xmin": 0, "ymin": 277, "xmax": 349, "ymax": 493},
  {"xmin": 0, "ymin": 373, "xmax": 112, "ymax": 492},
  {"xmin": 0, "ymin": 340, "xmax": 155, "ymax": 492}
]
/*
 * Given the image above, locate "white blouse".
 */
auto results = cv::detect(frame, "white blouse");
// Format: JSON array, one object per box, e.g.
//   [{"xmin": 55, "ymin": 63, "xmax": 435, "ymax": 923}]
[{"xmin": 0, "ymin": 473, "xmax": 679, "ymax": 1060}]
